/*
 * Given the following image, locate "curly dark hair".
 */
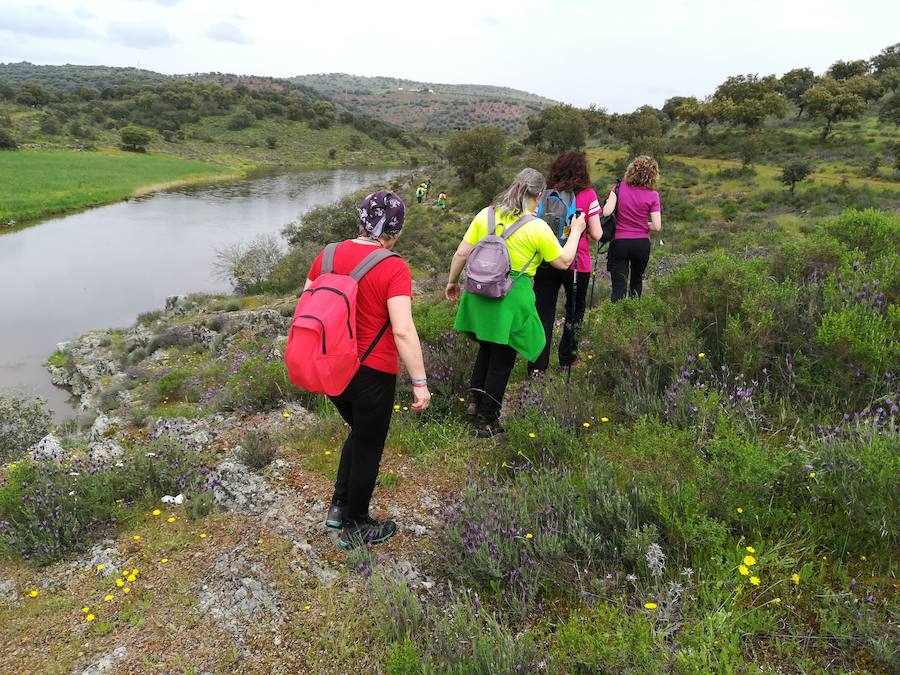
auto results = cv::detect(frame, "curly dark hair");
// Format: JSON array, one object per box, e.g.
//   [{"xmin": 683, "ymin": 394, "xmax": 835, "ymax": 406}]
[
  {"xmin": 546, "ymin": 150, "xmax": 592, "ymax": 192},
  {"xmin": 624, "ymin": 155, "xmax": 659, "ymax": 188}
]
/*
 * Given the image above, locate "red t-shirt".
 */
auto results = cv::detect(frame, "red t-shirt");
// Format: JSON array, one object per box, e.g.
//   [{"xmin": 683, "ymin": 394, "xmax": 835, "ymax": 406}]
[{"xmin": 307, "ymin": 241, "xmax": 412, "ymax": 375}]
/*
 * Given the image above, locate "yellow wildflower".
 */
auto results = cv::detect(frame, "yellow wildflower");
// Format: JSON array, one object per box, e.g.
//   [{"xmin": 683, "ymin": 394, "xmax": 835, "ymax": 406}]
[
  {"xmin": 791, "ymin": 573, "xmax": 800, "ymax": 585},
  {"xmin": 525, "ymin": 533, "xmax": 533, "ymax": 539},
  {"xmin": 750, "ymin": 576, "xmax": 760, "ymax": 586},
  {"xmin": 86, "ymin": 614, "xmax": 95, "ymax": 622},
  {"xmin": 860, "ymin": 555, "xmax": 866, "ymax": 561},
  {"xmin": 123, "ymin": 588, "xmax": 130, "ymax": 594},
  {"xmin": 458, "ymin": 397, "xmax": 465, "ymax": 402},
  {"xmin": 393, "ymin": 404, "xmax": 400, "ymax": 411},
  {"xmin": 96, "ymin": 564, "xmax": 105, "ymax": 571},
  {"xmin": 601, "ymin": 417, "xmax": 609, "ymax": 422},
  {"xmin": 644, "ymin": 602, "xmax": 657, "ymax": 609},
  {"xmin": 325, "ymin": 451, "xmax": 332, "ymax": 456},
  {"xmin": 745, "ymin": 546, "xmax": 755, "ymax": 553},
  {"xmin": 132, "ymin": 535, "xmax": 141, "ymax": 541},
  {"xmin": 304, "ymin": 604, "xmax": 312, "ymax": 610},
  {"xmin": 81, "ymin": 607, "xmax": 90, "ymax": 613},
  {"xmin": 104, "ymin": 595, "xmax": 113, "ymax": 602},
  {"xmin": 152, "ymin": 509, "xmax": 161, "ymax": 516},
  {"xmin": 698, "ymin": 353, "xmax": 706, "ymax": 358},
  {"xmin": 809, "ymin": 472, "xmax": 816, "ymax": 478},
  {"xmin": 282, "ymin": 412, "xmax": 290, "ymax": 418},
  {"xmin": 127, "ymin": 574, "xmax": 136, "ymax": 583},
  {"xmin": 582, "ymin": 422, "xmax": 591, "ymax": 428},
  {"xmin": 738, "ymin": 565, "xmax": 749, "ymax": 576},
  {"xmin": 115, "ymin": 579, "xmax": 124, "ymax": 588},
  {"xmin": 773, "ymin": 597, "xmax": 781, "ymax": 604},
  {"xmin": 131, "ymin": 568, "xmax": 138, "ymax": 576},
  {"xmin": 743, "ymin": 555, "xmax": 756, "ymax": 566},
  {"xmin": 587, "ymin": 355, "xmax": 593, "ymax": 360},
  {"xmin": 528, "ymin": 432, "xmax": 536, "ymax": 438},
  {"xmin": 736, "ymin": 507, "xmax": 743, "ymax": 514},
  {"xmin": 167, "ymin": 517, "xmax": 176, "ymax": 523},
  {"xmin": 403, "ymin": 406, "xmax": 409, "ymax": 411},
  {"xmin": 161, "ymin": 558, "xmax": 168, "ymax": 564},
  {"xmin": 200, "ymin": 533, "xmax": 207, "ymax": 539}
]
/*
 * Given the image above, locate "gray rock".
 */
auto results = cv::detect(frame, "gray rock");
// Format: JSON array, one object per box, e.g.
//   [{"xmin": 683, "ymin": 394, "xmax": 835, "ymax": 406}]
[
  {"xmin": 28, "ymin": 434, "xmax": 66, "ymax": 464},
  {"xmin": 87, "ymin": 440, "xmax": 125, "ymax": 467},
  {"xmin": 79, "ymin": 646, "xmax": 128, "ymax": 675},
  {"xmin": 211, "ymin": 458, "xmax": 280, "ymax": 513},
  {"xmin": 149, "ymin": 417, "xmax": 213, "ymax": 451},
  {"xmin": 0, "ymin": 577, "xmax": 18, "ymax": 604}
]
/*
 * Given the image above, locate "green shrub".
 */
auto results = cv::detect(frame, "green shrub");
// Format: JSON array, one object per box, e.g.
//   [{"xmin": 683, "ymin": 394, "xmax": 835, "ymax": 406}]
[
  {"xmin": 821, "ymin": 208, "xmax": 899, "ymax": 256},
  {"xmin": 550, "ymin": 604, "xmax": 667, "ymax": 673},
  {"xmin": 0, "ymin": 439, "xmax": 207, "ymax": 564},
  {"xmin": 237, "ymin": 429, "xmax": 277, "ymax": 471},
  {"xmin": 223, "ymin": 355, "xmax": 292, "ymax": 412},
  {"xmin": 155, "ymin": 367, "xmax": 192, "ymax": 402}
]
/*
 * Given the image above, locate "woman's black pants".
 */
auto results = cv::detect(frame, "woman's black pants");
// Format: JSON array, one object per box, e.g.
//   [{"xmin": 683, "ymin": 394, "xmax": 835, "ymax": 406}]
[
  {"xmin": 469, "ymin": 340, "xmax": 518, "ymax": 421},
  {"xmin": 528, "ymin": 264, "xmax": 590, "ymax": 372},
  {"xmin": 328, "ymin": 366, "xmax": 396, "ymax": 521},
  {"xmin": 608, "ymin": 238, "xmax": 651, "ymax": 302}
]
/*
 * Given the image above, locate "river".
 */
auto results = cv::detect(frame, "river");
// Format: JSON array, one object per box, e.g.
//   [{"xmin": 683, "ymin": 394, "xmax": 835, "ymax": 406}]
[{"xmin": 0, "ymin": 168, "xmax": 403, "ymax": 419}]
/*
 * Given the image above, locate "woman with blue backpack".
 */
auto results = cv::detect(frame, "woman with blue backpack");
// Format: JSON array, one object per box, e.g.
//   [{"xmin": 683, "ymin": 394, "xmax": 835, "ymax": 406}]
[
  {"xmin": 445, "ymin": 168, "xmax": 586, "ymax": 437},
  {"xmin": 528, "ymin": 150, "xmax": 604, "ymax": 375}
]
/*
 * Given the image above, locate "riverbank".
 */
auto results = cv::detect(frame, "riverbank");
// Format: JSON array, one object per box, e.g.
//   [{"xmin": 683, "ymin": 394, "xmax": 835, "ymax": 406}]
[{"xmin": 0, "ymin": 148, "xmax": 240, "ymax": 228}]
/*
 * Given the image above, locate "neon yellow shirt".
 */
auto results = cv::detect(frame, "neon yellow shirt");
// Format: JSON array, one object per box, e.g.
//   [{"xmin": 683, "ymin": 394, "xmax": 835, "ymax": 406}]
[{"xmin": 463, "ymin": 207, "xmax": 563, "ymax": 276}]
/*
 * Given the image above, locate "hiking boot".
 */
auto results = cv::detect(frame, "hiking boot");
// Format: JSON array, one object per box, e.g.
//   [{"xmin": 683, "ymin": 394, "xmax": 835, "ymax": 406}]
[
  {"xmin": 338, "ymin": 516, "xmax": 397, "ymax": 549},
  {"xmin": 325, "ymin": 500, "xmax": 345, "ymax": 529},
  {"xmin": 474, "ymin": 418, "xmax": 505, "ymax": 438}
]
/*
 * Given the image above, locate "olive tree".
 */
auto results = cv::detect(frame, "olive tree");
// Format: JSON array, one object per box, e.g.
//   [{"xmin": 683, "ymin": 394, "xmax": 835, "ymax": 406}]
[
  {"xmin": 119, "ymin": 125, "xmax": 153, "ymax": 152},
  {"xmin": 801, "ymin": 78, "xmax": 866, "ymax": 139},
  {"xmin": 781, "ymin": 159, "xmax": 812, "ymax": 196},
  {"xmin": 446, "ymin": 126, "xmax": 507, "ymax": 185}
]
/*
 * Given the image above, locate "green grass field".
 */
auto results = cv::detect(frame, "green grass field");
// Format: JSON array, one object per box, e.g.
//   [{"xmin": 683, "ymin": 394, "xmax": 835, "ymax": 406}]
[{"xmin": 0, "ymin": 149, "xmax": 237, "ymax": 224}]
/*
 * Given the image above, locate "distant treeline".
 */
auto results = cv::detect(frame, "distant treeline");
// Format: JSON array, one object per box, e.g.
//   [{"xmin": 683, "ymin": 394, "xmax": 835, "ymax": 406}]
[{"xmin": 0, "ymin": 64, "xmax": 422, "ymax": 148}]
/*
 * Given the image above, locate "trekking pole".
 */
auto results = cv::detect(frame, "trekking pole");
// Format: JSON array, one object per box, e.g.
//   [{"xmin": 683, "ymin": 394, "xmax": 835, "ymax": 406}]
[
  {"xmin": 568, "ymin": 246, "xmax": 578, "ymax": 384},
  {"xmin": 589, "ymin": 241, "xmax": 598, "ymax": 309}
]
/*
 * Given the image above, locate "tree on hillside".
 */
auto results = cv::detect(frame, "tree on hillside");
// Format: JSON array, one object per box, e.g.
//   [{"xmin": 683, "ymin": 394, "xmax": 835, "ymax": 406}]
[
  {"xmin": 879, "ymin": 93, "xmax": 900, "ymax": 127},
  {"xmin": 17, "ymin": 82, "xmax": 51, "ymax": 107},
  {"xmin": 446, "ymin": 126, "xmax": 506, "ymax": 185},
  {"xmin": 870, "ymin": 43, "xmax": 900, "ymax": 76},
  {"xmin": 0, "ymin": 83, "xmax": 14, "ymax": 101},
  {"xmin": 612, "ymin": 106, "xmax": 668, "ymax": 159},
  {"xmin": 119, "ymin": 125, "xmax": 152, "ymax": 152},
  {"xmin": 781, "ymin": 159, "xmax": 812, "ymax": 196},
  {"xmin": 801, "ymin": 78, "xmax": 866, "ymax": 139},
  {"xmin": 737, "ymin": 133, "xmax": 764, "ymax": 167},
  {"xmin": 879, "ymin": 67, "xmax": 900, "ymax": 93},
  {"xmin": 713, "ymin": 74, "xmax": 787, "ymax": 128},
  {"xmin": 662, "ymin": 96, "xmax": 694, "ymax": 121},
  {"xmin": 827, "ymin": 59, "xmax": 870, "ymax": 81},
  {"xmin": 227, "ymin": 108, "xmax": 255, "ymax": 130},
  {"xmin": 674, "ymin": 97, "xmax": 719, "ymax": 138},
  {"xmin": 0, "ymin": 128, "xmax": 17, "ymax": 150},
  {"xmin": 780, "ymin": 68, "xmax": 818, "ymax": 117},
  {"xmin": 525, "ymin": 105, "xmax": 587, "ymax": 153},
  {"xmin": 581, "ymin": 104, "xmax": 609, "ymax": 136},
  {"xmin": 844, "ymin": 75, "xmax": 883, "ymax": 103}
]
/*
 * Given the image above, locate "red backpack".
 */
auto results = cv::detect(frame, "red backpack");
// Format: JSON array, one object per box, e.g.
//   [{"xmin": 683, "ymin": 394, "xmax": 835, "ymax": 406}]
[{"xmin": 285, "ymin": 242, "xmax": 399, "ymax": 396}]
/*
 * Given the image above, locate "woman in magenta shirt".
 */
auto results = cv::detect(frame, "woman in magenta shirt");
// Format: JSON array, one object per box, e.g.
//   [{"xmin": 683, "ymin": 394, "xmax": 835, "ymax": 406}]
[
  {"xmin": 528, "ymin": 150, "xmax": 603, "ymax": 373},
  {"xmin": 602, "ymin": 155, "xmax": 662, "ymax": 302}
]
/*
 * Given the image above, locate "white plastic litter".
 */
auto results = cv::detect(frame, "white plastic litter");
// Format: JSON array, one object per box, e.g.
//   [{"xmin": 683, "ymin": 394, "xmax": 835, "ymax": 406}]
[{"xmin": 161, "ymin": 494, "xmax": 185, "ymax": 505}]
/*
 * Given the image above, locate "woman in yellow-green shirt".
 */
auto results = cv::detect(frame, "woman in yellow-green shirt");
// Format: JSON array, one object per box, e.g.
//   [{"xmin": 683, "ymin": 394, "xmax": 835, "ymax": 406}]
[{"xmin": 445, "ymin": 168, "xmax": 586, "ymax": 437}]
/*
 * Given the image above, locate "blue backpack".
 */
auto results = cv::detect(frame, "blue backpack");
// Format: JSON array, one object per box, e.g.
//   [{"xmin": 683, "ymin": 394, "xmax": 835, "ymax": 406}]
[{"xmin": 536, "ymin": 189, "xmax": 577, "ymax": 245}]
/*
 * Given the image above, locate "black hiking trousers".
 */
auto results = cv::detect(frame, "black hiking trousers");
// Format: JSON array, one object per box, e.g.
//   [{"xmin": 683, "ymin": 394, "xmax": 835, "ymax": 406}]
[
  {"xmin": 329, "ymin": 366, "xmax": 396, "ymax": 521},
  {"xmin": 469, "ymin": 340, "xmax": 518, "ymax": 422},
  {"xmin": 608, "ymin": 237, "xmax": 651, "ymax": 302},
  {"xmin": 528, "ymin": 263, "xmax": 590, "ymax": 373}
]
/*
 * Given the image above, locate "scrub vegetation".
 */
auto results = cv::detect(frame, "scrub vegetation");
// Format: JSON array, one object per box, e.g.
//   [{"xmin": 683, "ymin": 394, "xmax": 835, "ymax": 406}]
[{"xmin": 0, "ymin": 44, "xmax": 898, "ymax": 673}]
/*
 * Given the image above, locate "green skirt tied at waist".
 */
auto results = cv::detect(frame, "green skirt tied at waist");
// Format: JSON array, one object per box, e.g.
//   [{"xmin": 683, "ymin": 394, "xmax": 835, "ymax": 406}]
[{"xmin": 454, "ymin": 275, "xmax": 546, "ymax": 362}]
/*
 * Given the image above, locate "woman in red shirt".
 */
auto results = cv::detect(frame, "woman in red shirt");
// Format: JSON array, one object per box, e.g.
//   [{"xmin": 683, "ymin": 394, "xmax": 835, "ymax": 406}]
[{"xmin": 304, "ymin": 191, "xmax": 430, "ymax": 549}]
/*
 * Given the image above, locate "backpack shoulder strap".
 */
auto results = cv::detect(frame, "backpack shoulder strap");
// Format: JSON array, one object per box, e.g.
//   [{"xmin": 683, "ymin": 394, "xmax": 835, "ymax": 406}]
[
  {"xmin": 348, "ymin": 247, "xmax": 400, "ymax": 282},
  {"xmin": 487, "ymin": 207, "xmax": 497, "ymax": 236},
  {"xmin": 321, "ymin": 242, "xmax": 340, "ymax": 274},
  {"xmin": 500, "ymin": 213, "xmax": 536, "ymax": 241}
]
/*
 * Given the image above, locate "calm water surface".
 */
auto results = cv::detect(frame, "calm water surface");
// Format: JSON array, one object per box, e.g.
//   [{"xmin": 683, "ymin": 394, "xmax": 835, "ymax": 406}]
[{"xmin": 0, "ymin": 168, "xmax": 402, "ymax": 418}]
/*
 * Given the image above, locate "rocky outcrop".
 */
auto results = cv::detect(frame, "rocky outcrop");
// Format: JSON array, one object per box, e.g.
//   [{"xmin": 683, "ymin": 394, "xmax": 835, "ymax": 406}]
[{"xmin": 28, "ymin": 434, "xmax": 66, "ymax": 464}]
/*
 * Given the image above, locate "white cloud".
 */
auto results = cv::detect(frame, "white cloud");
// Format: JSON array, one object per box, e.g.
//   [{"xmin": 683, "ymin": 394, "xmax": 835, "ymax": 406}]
[
  {"xmin": 0, "ymin": 5, "xmax": 95, "ymax": 40},
  {"xmin": 107, "ymin": 21, "xmax": 176, "ymax": 49},
  {"xmin": 207, "ymin": 21, "xmax": 252, "ymax": 45}
]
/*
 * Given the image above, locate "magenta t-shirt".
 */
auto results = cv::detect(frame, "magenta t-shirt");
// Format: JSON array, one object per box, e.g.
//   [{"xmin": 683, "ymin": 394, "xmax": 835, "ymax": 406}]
[
  {"xmin": 614, "ymin": 182, "xmax": 661, "ymax": 240},
  {"xmin": 574, "ymin": 188, "xmax": 600, "ymax": 272}
]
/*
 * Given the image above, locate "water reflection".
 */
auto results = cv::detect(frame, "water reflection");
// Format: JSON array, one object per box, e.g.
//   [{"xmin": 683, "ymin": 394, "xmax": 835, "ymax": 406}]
[{"xmin": 0, "ymin": 168, "xmax": 402, "ymax": 418}]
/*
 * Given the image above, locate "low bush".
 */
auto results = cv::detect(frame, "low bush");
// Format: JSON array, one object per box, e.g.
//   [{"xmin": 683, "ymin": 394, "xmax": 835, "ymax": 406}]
[
  {"xmin": 237, "ymin": 429, "xmax": 277, "ymax": 471},
  {"xmin": 0, "ymin": 439, "xmax": 209, "ymax": 564}
]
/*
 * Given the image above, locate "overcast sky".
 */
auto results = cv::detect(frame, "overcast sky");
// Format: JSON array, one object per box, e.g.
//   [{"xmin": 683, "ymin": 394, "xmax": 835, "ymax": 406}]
[{"xmin": 0, "ymin": 0, "xmax": 897, "ymax": 113}]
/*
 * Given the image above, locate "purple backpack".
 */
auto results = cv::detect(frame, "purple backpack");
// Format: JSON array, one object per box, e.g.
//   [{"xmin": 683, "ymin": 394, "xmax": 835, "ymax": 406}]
[{"xmin": 463, "ymin": 208, "xmax": 536, "ymax": 298}]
